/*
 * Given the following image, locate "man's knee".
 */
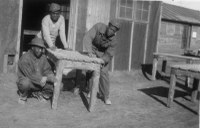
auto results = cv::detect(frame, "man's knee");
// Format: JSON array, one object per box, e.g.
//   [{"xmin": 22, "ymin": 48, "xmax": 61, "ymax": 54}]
[{"xmin": 17, "ymin": 77, "xmax": 31, "ymax": 91}]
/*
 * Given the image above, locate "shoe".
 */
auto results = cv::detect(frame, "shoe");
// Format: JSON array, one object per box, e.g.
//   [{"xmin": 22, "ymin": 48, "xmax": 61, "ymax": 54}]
[
  {"xmin": 18, "ymin": 96, "xmax": 27, "ymax": 105},
  {"xmin": 97, "ymin": 93, "xmax": 103, "ymax": 100},
  {"xmin": 42, "ymin": 90, "xmax": 53, "ymax": 100},
  {"xmin": 73, "ymin": 87, "xmax": 80, "ymax": 95},
  {"xmin": 38, "ymin": 97, "xmax": 47, "ymax": 103},
  {"xmin": 87, "ymin": 92, "xmax": 90, "ymax": 98},
  {"xmin": 32, "ymin": 91, "xmax": 47, "ymax": 103},
  {"xmin": 17, "ymin": 90, "xmax": 27, "ymax": 105},
  {"xmin": 105, "ymin": 98, "xmax": 112, "ymax": 105}
]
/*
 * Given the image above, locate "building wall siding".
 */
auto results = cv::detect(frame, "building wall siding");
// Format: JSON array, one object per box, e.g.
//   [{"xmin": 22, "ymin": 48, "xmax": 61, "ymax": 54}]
[
  {"xmin": 158, "ymin": 21, "xmax": 200, "ymax": 54},
  {"xmin": 75, "ymin": 0, "xmax": 88, "ymax": 51},
  {"xmin": 145, "ymin": 1, "xmax": 162, "ymax": 64},
  {"xmin": 0, "ymin": 0, "xmax": 20, "ymax": 72},
  {"xmin": 131, "ymin": 22, "xmax": 147, "ymax": 69},
  {"xmin": 114, "ymin": 20, "xmax": 132, "ymax": 70}
]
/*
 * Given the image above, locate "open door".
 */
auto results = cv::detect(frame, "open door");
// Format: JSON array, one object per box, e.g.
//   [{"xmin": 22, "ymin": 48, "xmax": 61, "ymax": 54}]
[{"xmin": 20, "ymin": 0, "xmax": 71, "ymax": 55}]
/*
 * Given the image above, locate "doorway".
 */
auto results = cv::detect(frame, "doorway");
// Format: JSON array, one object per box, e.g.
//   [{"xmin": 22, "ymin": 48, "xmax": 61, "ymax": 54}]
[{"xmin": 20, "ymin": 0, "xmax": 70, "ymax": 56}]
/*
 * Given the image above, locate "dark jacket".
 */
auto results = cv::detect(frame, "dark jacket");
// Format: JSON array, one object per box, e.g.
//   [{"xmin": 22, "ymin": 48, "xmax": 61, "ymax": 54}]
[
  {"xmin": 17, "ymin": 50, "xmax": 53, "ymax": 86},
  {"xmin": 83, "ymin": 23, "xmax": 117, "ymax": 64}
]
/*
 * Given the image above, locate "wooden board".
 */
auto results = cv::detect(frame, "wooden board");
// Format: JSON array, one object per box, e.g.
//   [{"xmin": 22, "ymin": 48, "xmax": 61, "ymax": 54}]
[{"xmin": 47, "ymin": 49, "xmax": 104, "ymax": 64}]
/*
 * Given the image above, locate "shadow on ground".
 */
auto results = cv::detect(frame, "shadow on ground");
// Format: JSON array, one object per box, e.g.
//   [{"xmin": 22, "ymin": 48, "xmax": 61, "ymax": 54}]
[{"xmin": 138, "ymin": 75, "xmax": 198, "ymax": 115}]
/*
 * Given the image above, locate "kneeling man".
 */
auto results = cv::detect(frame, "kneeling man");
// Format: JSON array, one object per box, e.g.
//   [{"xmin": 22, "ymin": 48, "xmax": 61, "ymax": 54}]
[{"xmin": 17, "ymin": 37, "xmax": 57, "ymax": 104}]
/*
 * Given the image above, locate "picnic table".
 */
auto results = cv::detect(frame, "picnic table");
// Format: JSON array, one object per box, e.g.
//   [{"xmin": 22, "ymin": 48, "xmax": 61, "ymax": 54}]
[
  {"xmin": 46, "ymin": 49, "xmax": 104, "ymax": 112},
  {"xmin": 152, "ymin": 52, "xmax": 200, "ymax": 81},
  {"xmin": 167, "ymin": 64, "xmax": 200, "ymax": 108}
]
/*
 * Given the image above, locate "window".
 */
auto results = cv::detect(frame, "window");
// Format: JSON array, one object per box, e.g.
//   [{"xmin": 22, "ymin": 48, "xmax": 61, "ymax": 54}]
[{"xmin": 118, "ymin": 0, "xmax": 150, "ymax": 22}]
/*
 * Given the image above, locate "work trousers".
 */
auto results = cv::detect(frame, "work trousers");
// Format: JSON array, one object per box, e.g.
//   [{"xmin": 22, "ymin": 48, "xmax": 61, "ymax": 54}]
[
  {"xmin": 17, "ymin": 77, "xmax": 53, "ymax": 98},
  {"xmin": 87, "ymin": 63, "xmax": 110, "ymax": 100}
]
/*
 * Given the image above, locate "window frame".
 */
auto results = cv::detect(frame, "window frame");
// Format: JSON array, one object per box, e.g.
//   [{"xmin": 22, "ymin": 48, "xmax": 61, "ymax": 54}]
[{"xmin": 116, "ymin": 0, "xmax": 151, "ymax": 24}]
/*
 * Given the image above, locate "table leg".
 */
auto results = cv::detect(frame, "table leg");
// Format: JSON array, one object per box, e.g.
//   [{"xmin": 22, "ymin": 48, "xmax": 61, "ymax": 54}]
[
  {"xmin": 198, "ymin": 85, "xmax": 200, "ymax": 115},
  {"xmin": 52, "ymin": 61, "xmax": 63, "ymax": 110},
  {"xmin": 88, "ymin": 70, "xmax": 100, "ymax": 112},
  {"xmin": 167, "ymin": 70, "xmax": 176, "ymax": 107},
  {"xmin": 191, "ymin": 78, "xmax": 199, "ymax": 103},
  {"xmin": 161, "ymin": 59, "xmax": 167, "ymax": 75},
  {"xmin": 185, "ymin": 59, "xmax": 193, "ymax": 88},
  {"xmin": 152, "ymin": 57, "xmax": 158, "ymax": 80}
]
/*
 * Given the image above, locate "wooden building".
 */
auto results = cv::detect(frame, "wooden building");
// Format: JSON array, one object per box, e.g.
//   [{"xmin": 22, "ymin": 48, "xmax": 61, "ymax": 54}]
[
  {"xmin": 0, "ymin": 0, "xmax": 162, "ymax": 73},
  {"xmin": 158, "ymin": 3, "xmax": 200, "ymax": 55}
]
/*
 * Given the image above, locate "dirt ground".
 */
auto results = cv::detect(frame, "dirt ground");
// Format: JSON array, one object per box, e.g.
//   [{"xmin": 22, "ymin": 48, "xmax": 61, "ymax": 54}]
[{"xmin": 0, "ymin": 69, "xmax": 199, "ymax": 128}]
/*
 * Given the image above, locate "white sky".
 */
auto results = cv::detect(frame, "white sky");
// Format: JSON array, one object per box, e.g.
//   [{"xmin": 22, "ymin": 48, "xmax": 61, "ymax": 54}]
[{"xmin": 162, "ymin": 0, "xmax": 200, "ymax": 11}]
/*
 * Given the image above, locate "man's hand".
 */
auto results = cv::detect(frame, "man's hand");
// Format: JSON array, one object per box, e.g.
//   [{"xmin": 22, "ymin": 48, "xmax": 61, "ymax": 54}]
[
  {"xmin": 40, "ymin": 76, "xmax": 47, "ymax": 87},
  {"xmin": 50, "ymin": 46, "xmax": 57, "ymax": 51},
  {"xmin": 88, "ymin": 53, "xmax": 96, "ymax": 58},
  {"xmin": 47, "ymin": 74, "xmax": 57, "ymax": 83}
]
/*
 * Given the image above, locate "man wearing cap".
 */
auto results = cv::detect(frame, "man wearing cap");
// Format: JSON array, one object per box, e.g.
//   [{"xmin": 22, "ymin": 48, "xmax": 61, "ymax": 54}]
[
  {"xmin": 82, "ymin": 20, "xmax": 120, "ymax": 105},
  {"xmin": 17, "ymin": 37, "xmax": 57, "ymax": 104},
  {"xmin": 37, "ymin": 3, "xmax": 69, "ymax": 50}
]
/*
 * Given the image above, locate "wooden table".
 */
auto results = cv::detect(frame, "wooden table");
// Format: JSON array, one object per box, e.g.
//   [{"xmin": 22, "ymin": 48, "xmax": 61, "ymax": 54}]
[
  {"xmin": 167, "ymin": 64, "xmax": 200, "ymax": 108},
  {"xmin": 152, "ymin": 52, "xmax": 200, "ymax": 80},
  {"xmin": 46, "ymin": 49, "xmax": 104, "ymax": 112}
]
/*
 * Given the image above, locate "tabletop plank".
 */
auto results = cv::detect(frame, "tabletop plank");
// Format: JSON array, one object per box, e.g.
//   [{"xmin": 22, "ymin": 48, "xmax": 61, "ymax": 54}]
[
  {"xmin": 153, "ymin": 52, "xmax": 200, "ymax": 60},
  {"xmin": 47, "ymin": 49, "xmax": 104, "ymax": 64},
  {"xmin": 171, "ymin": 64, "xmax": 200, "ymax": 73}
]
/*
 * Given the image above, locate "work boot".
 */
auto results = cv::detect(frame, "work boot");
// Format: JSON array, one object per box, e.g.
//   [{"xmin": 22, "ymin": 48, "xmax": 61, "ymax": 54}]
[
  {"xmin": 17, "ymin": 90, "xmax": 27, "ymax": 105},
  {"xmin": 104, "ymin": 98, "xmax": 112, "ymax": 105},
  {"xmin": 73, "ymin": 87, "xmax": 80, "ymax": 96},
  {"xmin": 32, "ymin": 91, "xmax": 47, "ymax": 103},
  {"xmin": 18, "ymin": 96, "xmax": 27, "ymax": 105},
  {"xmin": 97, "ymin": 92, "xmax": 103, "ymax": 100},
  {"xmin": 41, "ymin": 90, "xmax": 53, "ymax": 100},
  {"xmin": 87, "ymin": 92, "xmax": 90, "ymax": 98}
]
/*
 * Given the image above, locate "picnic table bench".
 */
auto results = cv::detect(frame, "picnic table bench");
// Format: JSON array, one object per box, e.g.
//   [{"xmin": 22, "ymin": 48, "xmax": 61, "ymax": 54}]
[
  {"xmin": 167, "ymin": 64, "xmax": 200, "ymax": 108},
  {"xmin": 152, "ymin": 52, "xmax": 200, "ymax": 81},
  {"xmin": 46, "ymin": 49, "xmax": 104, "ymax": 112}
]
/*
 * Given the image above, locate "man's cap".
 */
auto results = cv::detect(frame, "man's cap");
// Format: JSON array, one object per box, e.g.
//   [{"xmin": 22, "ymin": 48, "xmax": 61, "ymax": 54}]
[
  {"xmin": 30, "ymin": 37, "xmax": 45, "ymax": 48},
  {"xmin": 109, "ymin": 19, "xmax": 120, "ymax": 30},
  {"xmin": 49, "ymin": 3, "xmax": 61, "ymax": 12}
]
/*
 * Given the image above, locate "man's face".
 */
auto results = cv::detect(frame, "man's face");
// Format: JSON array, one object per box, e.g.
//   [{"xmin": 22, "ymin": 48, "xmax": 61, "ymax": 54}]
[
  {"xmin": 32, "ymin": 46, "xmax": 44, "ymax": 58},
  {"xmin": 50, "ymin": 11, "xmax": 61, "ymax": 22},
  {"xmin": 106, "ymin": 24, "xmax": 118, "ymax": 38}
]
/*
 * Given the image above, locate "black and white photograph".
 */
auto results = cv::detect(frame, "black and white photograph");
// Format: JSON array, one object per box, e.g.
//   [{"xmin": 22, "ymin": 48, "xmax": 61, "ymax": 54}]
[{"xmin": 0, "ymin": 0, "xmax": 199, "ymax": 127}]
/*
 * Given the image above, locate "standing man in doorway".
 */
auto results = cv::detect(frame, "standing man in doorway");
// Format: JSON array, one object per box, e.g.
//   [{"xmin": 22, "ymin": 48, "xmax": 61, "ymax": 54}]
[
  {"xmin": 82, "ymin": 20, "xmax": 120, "ymax": 105},
  {"xmin": 37, "ymin": 3, "xmax": 69, "ymax": 50}
]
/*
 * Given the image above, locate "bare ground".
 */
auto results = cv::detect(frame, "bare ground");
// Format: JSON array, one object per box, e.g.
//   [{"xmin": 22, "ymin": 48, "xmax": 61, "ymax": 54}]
[{"xmin": 0, "ymin": 70, "xmax": 198, "ymax": 128}]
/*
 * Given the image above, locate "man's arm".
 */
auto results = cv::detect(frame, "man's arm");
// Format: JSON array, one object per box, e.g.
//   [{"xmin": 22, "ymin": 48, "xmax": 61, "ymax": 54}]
[
  {"xmin": 42, "ymin": 57, "xmax": 57, "ymax": 83},
  {"xmin": 42, "ymin": 56, "xmax": 54, "ymax": 76},
  {"xmin": 59, "ymin": 16, "xmax": 69, "ymax": 49},
  {"xmin": 42, "ymin": 17, "xmax": 54, "ymax": 48},
  {"xmin": 18, "ymin": 60, "xmax": 43, "ymax": 86},
  {"xmin": 101, "ymin": 39, "xmax": 117, "ymax": 64},
  {"xmin": 83, "ymin": 24, "xmax": 98, "ymax": 53}
]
